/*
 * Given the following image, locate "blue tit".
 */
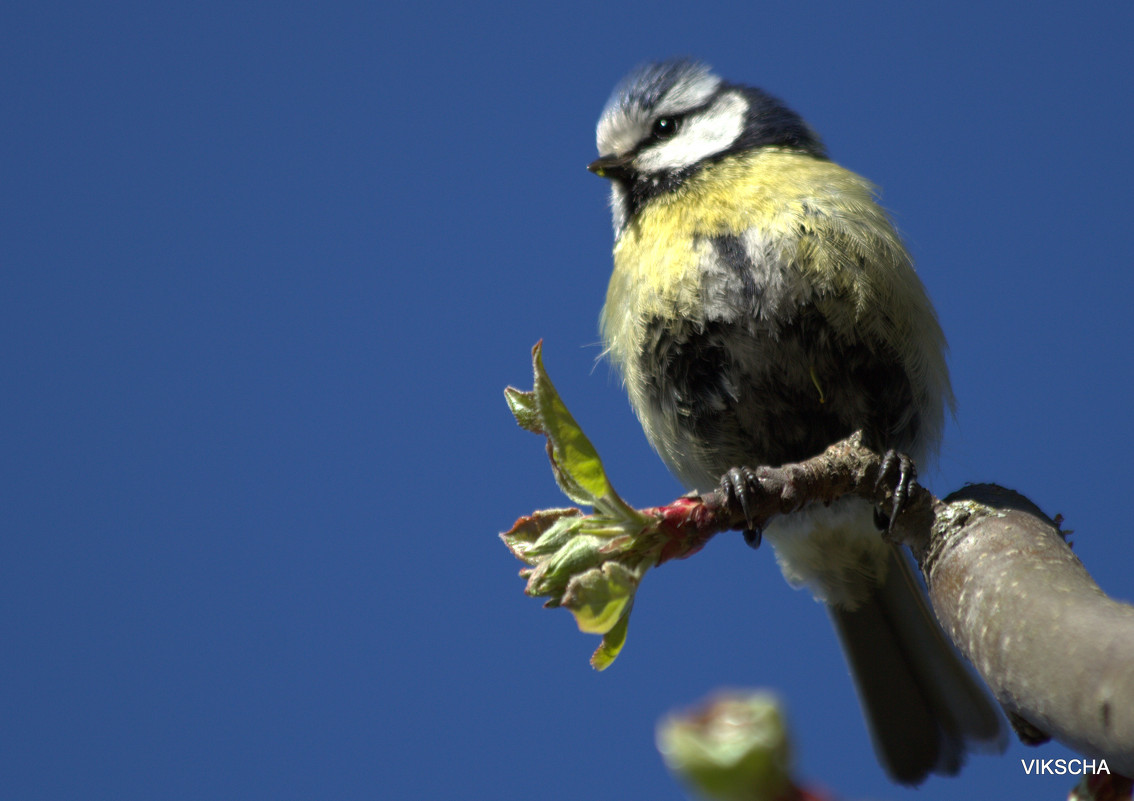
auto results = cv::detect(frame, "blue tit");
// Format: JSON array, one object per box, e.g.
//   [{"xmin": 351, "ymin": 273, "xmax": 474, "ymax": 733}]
[{"xmin": 589, "ymin": 60, "xmax": 1005, "ymax": 784}]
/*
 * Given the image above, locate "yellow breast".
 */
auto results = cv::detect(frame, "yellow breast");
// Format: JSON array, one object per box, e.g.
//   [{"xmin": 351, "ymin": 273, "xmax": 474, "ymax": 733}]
[
  {"xmin": 601, "ymin": 149, "xmax": 880, "ymax": 372},
  {"xmin": 598, "ymin": 147, "xmax": 949, "ymax": 446}
]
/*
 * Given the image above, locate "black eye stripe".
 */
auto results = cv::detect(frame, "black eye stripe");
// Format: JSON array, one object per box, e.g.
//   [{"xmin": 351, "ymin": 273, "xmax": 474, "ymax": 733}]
[{"xmin": 646, "ymin": 94, "xmax": 722, "ymax": 144}]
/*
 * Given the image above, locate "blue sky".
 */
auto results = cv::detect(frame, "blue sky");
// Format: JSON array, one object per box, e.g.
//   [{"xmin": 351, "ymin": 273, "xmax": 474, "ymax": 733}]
[{"xmin": 3, "ymin": 2, "xmax": 1133, "ymax": 799}]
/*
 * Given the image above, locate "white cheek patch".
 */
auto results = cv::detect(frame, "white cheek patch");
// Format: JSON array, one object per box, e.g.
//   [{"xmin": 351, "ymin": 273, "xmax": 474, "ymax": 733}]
[{"xmin": 634, "ymin": 92, "xmax": 748, "ymax": 174}]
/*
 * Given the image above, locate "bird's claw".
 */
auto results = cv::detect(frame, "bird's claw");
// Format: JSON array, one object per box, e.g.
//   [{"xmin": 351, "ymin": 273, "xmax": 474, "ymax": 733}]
[
  {"xmin": 874, "ymin": 449, "xmax": 917, "ymax": 533},
  {"xmin": 719, "ymin": 466, "xmax": 763, "ymax": 549}
]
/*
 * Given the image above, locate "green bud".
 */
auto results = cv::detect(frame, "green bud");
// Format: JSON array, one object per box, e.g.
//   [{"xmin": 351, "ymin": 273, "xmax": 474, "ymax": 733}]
[{"xmin": 656, "ymin": 692, "xmax": 793, "ymax": 801}]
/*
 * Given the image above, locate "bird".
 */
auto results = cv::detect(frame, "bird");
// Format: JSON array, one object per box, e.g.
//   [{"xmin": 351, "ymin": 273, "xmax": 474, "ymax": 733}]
[{"xmin": 588, "ymin": 59, "xmax": 1005, "ymax": 784}]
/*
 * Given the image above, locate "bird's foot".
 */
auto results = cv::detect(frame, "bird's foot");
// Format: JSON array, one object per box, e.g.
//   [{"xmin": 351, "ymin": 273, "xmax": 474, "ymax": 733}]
[
  {"xmin": 874, "ymin": 449, "xmax": 917, "ymax": 535},
  {"xmin": 719, "ymin": 466, "xmax": 763, "ymax": 549}
]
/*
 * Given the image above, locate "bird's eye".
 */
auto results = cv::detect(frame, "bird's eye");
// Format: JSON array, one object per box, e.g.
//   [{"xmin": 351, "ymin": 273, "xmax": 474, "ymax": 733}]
[{"xmin": 651, "ymin": 116, "xmax": 680, "ymax": 141}]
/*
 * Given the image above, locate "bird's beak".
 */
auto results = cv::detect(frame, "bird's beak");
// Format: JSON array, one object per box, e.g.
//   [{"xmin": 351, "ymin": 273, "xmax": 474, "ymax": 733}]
[{"xmin": 587, "ymin": 153, "xmax": 633, "ymax": 181}]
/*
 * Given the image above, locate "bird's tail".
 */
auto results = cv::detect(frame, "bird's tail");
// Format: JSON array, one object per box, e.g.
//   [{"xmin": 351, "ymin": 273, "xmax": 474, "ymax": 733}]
[{"xmin": 830, "ymin": 546, "xmax": 1006, "ymax": 784}]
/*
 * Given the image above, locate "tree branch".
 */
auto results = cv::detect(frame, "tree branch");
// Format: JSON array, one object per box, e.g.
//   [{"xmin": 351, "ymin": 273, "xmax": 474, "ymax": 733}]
[
  {"xmin": 706, "ymin": 436, "xmax": 1134, "ymax": 775},
  {"xmin": 917, "ymin": 484, "xmax": 1134, "ymax": 775}
]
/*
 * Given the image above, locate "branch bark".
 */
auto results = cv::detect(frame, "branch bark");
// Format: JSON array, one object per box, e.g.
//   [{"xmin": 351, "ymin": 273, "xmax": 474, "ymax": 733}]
[{"xmin": 918, "ymin": 484, "xmax": 1134, "ymax": 775}]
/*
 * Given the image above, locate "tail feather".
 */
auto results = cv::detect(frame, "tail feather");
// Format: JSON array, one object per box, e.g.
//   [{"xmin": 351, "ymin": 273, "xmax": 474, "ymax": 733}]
[{"xmin": 830, "ymin": 546, "xmax": 1005, "ymax": 784}]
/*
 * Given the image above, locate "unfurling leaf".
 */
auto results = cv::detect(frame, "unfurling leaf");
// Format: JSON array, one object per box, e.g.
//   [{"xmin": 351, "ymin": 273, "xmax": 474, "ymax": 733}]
[
  {"xmin": 501, "ymin": 343, "xmax": 654, "ymax": 668},
  {"xmin": 502, "ymin": 344, "xmax": 726, "ymax": 669}
]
